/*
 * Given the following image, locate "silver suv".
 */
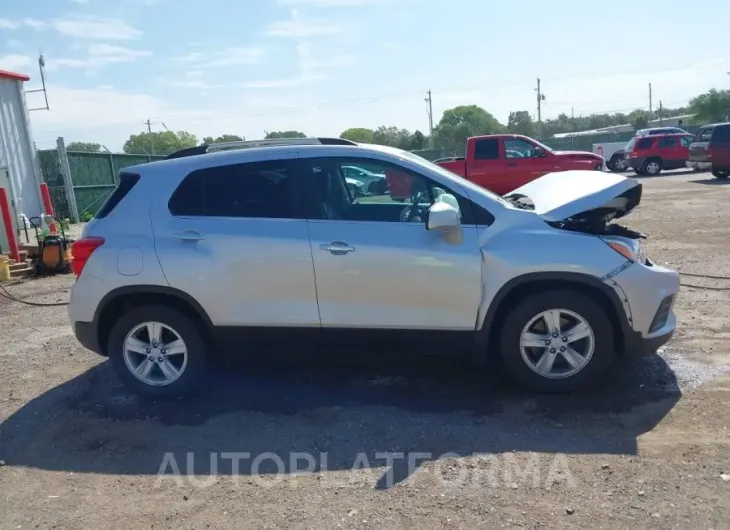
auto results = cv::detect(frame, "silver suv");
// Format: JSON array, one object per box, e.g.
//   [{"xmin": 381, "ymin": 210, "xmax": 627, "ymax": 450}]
[{"xmin": 68, "ymin": 138, "xmax": 679, "ymax": 398}]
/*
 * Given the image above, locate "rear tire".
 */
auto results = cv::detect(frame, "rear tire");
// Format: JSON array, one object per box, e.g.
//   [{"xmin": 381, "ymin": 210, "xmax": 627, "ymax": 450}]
[
  {"xmin": 498, "ymin": 290, "xmax": 615, "ymax": 393},
  {"xmin": 107, "ymin": 305, "xmax": 209, "ymax": 399},
  {"xmin": 712, "ymin": 168, "xmax": 730, "ymax": 179},
  {"xmin": 642, "ymin": 158, "xmax": 663, "ymax": 176}
]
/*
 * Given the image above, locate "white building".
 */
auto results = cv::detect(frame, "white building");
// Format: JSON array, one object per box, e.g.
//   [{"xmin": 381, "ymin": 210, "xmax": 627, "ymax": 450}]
[{"xmin": 0, "ymin": 68, "xmax": 43, "ymax": 225}]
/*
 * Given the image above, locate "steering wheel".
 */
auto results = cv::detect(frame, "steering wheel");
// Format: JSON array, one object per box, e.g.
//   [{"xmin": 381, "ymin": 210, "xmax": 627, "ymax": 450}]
[{"xmin": 400, "ymin": 190, "xmax": 429, "ymax": 223}]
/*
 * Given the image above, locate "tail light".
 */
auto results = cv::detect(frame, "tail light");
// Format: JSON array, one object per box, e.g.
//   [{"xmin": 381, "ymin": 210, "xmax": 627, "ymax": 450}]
[{"xmin": 71, "ymin": 236, "xmax": 105, "ymax": 277}]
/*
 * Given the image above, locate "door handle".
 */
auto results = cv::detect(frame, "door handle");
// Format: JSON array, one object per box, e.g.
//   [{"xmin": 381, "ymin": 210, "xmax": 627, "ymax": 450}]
[
  {"xmin": 320, "ymin": 241, "xmax": 355, "ymax": 255},
  {"xmin": 506, "ymin": 162, "xmax": 518, "ymax": 167},
  {"xmin": 174, "ymin": 230, "xmax": 205, "ymax": 242}
]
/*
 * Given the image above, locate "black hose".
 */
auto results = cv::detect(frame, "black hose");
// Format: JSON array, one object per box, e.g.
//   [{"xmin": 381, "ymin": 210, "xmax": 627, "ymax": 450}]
[{"xmin": 0, "ymin": 283, "xmax": 69, "ymax": 307}]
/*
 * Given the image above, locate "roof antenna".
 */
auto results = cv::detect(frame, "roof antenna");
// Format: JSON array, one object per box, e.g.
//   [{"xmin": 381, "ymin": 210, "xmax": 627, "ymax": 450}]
[{"xmin": 26, "ymin": 51, "xmax": 50, "ymax": 112}]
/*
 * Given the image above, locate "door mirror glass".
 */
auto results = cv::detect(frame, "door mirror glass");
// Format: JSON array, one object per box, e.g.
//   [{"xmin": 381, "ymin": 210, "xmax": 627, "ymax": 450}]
[
  {"xmin": 533, "ymin": 146, "xmax": 546, "ymax": 158},
  {"xmin": 426, "ymin": 201, "xmax": 461, "ymax": 231}
]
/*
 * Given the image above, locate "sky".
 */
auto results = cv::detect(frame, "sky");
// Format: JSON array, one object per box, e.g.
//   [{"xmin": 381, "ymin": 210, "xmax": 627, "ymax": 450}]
[{"xmin": 1, "ymin": 0, "xmax": 729, "ymax": 151}]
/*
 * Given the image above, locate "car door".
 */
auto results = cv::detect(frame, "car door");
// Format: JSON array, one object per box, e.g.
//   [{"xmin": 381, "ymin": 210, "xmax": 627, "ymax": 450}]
[
  {"xmin": 462, "ymin": 137, "xmax": 506, "ymax": 193},
  {"xmin": 298, "ymin": 156, "xmax": 483, "ymax": 331},
  {"xmin": 501, "ymin": 138, "xmax": 553, "ymax": 192},
  {"xmin": 656, "ymin": 136, "xmax": 680, "ymax": 169},
  {"xmin": 151, "ymin": 155, "xmax": 320, "ymax": 328}
]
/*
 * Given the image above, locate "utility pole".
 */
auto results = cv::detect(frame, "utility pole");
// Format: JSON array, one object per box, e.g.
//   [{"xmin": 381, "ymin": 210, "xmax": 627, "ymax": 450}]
[
  {"xmin": 648, "ymin": 83, "xmax": 653, "ymax": 115},
  {"xmin": 535, "ymin": 78, "xmax": 546, "ymax": 137},
  {"xmin": 425, "ymin": 90, "xmax": 434, "ymax": 149},
  {"xmin": 659, "ymin": 100, "xmax": 663, "ymax": 125},
  {"xmin": 144, "ymin": 119, "xmax": 154, "ymax": 155}
]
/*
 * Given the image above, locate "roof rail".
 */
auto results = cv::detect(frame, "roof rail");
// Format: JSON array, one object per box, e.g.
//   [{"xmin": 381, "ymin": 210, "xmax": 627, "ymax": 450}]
[{"xmin": 164, "ymin": 137, "xmax": 356, "ymax": 160}]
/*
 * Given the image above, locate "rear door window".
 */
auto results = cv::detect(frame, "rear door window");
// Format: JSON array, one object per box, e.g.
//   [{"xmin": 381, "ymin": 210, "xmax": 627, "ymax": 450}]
[
  {"xmin": 474, "ymin": 139, "xmax": 499, "ymax": 160},
  {"xmin": 658, "ymin": 136, "xmax": 677, "ymax": 148}
]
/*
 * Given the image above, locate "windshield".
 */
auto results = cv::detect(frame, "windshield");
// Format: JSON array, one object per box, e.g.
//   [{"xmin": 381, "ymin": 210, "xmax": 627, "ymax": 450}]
[
  {"xmin": 529, "ymin": 138, "xmax": 555, "ymax": 153},
  {"xmin": 398, "ymin": 150, "xmax": 511, "ymax": 206},
  {"xmin": 626, "ymin": 138, "xmax": 637, "ymax": 151}
]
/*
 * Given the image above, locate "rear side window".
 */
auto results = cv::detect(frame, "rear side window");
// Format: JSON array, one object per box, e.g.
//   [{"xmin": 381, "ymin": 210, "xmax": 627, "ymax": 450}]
[
  {"xmin": 95, "ymin": 172, "xmax": 140, "ymax": 219},
  {"xmin": 474, "ymin": 139, "xmax": 499, "ymax": 160},
  {"xmin": 659, "ymin": 136, "xmax": 677, "ymax": 147},
  {"xmin": 168, "ymin": 160, "xmax": 296, "ymax": 219},
  {"xmin": 711, "ymin": 124, "xmax": 730, "ymax": 142},
  {"xmin": 637, "ymin": 137, "xmax": 654, "ymax": 149}
]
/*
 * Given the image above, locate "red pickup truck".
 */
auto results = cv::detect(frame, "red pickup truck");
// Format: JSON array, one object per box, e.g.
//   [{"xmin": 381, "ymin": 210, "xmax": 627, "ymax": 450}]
[{"xmin": 435, "ymin": 134, "xmax": 606, "ymax": 195}]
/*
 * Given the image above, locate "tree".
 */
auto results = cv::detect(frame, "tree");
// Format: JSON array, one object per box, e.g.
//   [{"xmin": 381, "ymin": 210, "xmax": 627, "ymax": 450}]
[
  {"xmin": 628, "ymin": 109, "xmax": 651, "ymax": 130},
  {"xmin": 433, "ymin": 105, "xmax": 506, "ymax": 149},
  {"xmin": 340, "ymin": 128, "xmax": 375, "ymax": 143},
  {"xmin": 201, "ymin": 134, "xmax": 244, "ymax": 144},
  {"xmin": 409, "ymin": 130, "xmax": 427, "ymax": 150},
  {"xmin": 689, "ymin": 89, "xmax": 730, "ymax": 123},
  {"xmin": 123, "ymin": 131, "xmax": 198, "ymax": 155},
  {"xmin": 507, "ymin": 111, "xmax": 535, "ymax": 136},
  {"xmin": 264, "ymin": 131, "xmax": 307, "ymax": 139},
  {"xmin": 372, "ymin": 126, "xmax": 414, "ymax": 149},
  {"xmin": 67, "ymin": 142, "xmax": 102, "ymax": 152}
]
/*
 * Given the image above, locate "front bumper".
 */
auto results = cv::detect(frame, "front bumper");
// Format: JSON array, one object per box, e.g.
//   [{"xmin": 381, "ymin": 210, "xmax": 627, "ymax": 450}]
[{"xmin": 610, "ymin": 259, "xmax": 679, "ymax": 356}]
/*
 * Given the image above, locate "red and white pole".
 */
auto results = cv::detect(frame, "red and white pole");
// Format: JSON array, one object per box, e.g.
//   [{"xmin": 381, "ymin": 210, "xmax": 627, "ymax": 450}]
[
  {"xmin": 0, "ymin": 187, "xmax": 20, "ymax": 262},
  {"xmin": 39, "ymin": 183, "xmax": 57, "ymax": 234}
]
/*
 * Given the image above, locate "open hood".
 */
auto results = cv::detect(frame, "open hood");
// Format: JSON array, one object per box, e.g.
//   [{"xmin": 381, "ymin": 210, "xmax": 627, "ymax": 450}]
[{"xmin": 506, "ymin": 170, "xmax": 642, "ymax": 223}]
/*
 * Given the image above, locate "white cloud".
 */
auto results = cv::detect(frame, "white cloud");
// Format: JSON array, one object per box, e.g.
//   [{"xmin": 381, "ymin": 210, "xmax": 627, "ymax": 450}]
[
  {"xmin": 46, "ymin": 43, "xmax": 151, "ymax": 71},
  {"xmin": 0, "ymin": 18, "xmax": 20, "ymax": 30},
  {"xmin": 172, "ymin": 47, "xmax": 263, "ymax": 68},
  {"xmin": 22, "ymin": 18, "xmax": 47, "ymax": 30},
  {"xmin": 241, "ymin": 41, "xmax": 353, "ymax": 89},
  {"xmin": 0, "ymin": 18, "xmax": 48, "ymax": 30},
  {"xmin": 70, "ymin": 0, "xmax": 92, "ymax": 4},
  {"xmin": 265, "ymin": 9, "xmax": 342, "ymax": 38},
  {"xmin": 0, "ymin": 54, "xmax": 33, "ymax": 71},
  {"xmin": 54, "ymin": 16, "xmax": 142, "ymax": 40},
  {"xmin": 184, "ymin": 70, "xmax": 203, "ymax": 78},
  {"xmin": 207, "ymin": 47, "xmax": 264, "ymax": 67}
]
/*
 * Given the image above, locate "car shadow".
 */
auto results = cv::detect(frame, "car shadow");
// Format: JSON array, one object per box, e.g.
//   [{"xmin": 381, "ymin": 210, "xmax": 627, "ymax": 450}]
[
  {"xmin": 690, "ymin": 177, "xmax": 730, "ymax": 185},
  {"xmin": 630, "ymin": 169, "xmax": 701, "ymax": 179},
  {"xmin": 0, "ymin": 349, "xmax": 681, "ymax": 489}
]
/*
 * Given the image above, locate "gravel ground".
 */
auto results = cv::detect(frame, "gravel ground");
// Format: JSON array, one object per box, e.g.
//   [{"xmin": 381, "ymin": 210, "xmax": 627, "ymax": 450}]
[{"xmin": 1, "ymin": 169, "xmax": 730, "ymax": 529}]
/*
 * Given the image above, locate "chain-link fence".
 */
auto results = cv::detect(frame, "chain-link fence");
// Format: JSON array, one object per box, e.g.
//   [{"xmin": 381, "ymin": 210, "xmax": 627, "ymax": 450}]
[{"xmin": 38, "ymin": 145, "xmax": 165, "ymax": 220}]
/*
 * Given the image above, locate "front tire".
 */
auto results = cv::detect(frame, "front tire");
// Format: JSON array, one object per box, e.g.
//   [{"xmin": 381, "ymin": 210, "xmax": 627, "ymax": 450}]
[
  {"xmin": 107, "ymin": 305, "xmax": 209, "ymax": 399},
  {"xmin": 498, "ymin": 290, "xmax": 615, "ymax": 392},
  {"xmin": 642, "ymin": 158, "xmax": 663, "ymax": 176},
  {"xmin": 712, "ymin": 168, "xmax": 729, "ymax": 179}
]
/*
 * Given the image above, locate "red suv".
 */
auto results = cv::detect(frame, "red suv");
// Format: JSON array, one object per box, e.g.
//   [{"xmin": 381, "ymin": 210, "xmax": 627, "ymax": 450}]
[
  {"xmin": 688, "ymin": 122, "xmax": 730, "ymax": 179},
  {"xmin": 624, "ymin": 133, "xmax": 694, "ymax": 176}
]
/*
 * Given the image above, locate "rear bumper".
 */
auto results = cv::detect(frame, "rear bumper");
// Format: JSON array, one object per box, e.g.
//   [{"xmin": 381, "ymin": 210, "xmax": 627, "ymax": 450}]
[
  {"xmin": 626, "ymin": 156, "xmax": 646, "ymax": 169},
  {"xmin": 686, "ymin": 160, "xmax": 711, "ymax": 170},
  {"xmin": 73, "ymin": 320, "xmax": 103, "ymax": 355}
]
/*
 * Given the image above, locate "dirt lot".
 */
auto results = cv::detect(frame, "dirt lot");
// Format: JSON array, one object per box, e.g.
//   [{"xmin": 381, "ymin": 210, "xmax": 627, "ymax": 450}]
[{"xmin": 1, "ymin": 170, "xmax": 730, "ymax": 529}]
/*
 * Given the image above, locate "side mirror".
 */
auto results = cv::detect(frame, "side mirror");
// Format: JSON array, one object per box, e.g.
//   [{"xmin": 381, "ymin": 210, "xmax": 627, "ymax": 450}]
[
  {"xmin": 533, "ymin": 146, "xmax": 546, "ymax": 158},
  {"xmin": 426, "ymin": 201, "xmax": 460, "ymax": 232}
]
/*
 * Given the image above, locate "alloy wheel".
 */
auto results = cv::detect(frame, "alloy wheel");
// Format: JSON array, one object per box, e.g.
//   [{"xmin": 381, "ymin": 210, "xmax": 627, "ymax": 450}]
[
  {"xmin": 123, "ymin": 321, "xmax": 188, "ymax": 386},
  {"xmin": 519, "ymin": 309, "xmax": 595, "ymax": 379}
]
